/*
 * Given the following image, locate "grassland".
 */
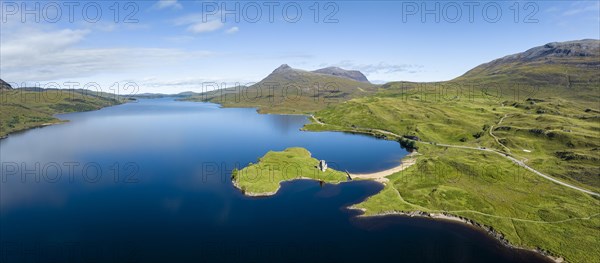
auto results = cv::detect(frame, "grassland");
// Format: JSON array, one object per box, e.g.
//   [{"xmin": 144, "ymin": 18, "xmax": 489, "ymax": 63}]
[
  {"xmin": 306, "ymin": 79, "xmax": 600, "ymax": 192},
  {"xmin": 301, "ymin": 76, "xmax": 599, "ymax": 262},
  {"xmin": 0, "ymin": 89, "xmax": 122, "ymax": 137},
  {"xmin": 232, "ymin": 147, "xmax": 348, "ymax": 196},
  {"xmin": 353, "ymin": 144, "xmax": 600, "ymax": 263}
]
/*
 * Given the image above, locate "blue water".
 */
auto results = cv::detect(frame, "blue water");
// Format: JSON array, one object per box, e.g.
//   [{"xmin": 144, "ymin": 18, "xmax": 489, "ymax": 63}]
[{"xmin": 0, "ymin": 98, "xmax": 549, "ymax": 262}]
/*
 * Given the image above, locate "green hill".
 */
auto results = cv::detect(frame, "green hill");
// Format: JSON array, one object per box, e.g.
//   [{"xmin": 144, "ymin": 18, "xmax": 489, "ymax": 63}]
[{"xmin": 1, "ymin": 87, "xmax": 124, "ymax": 138}]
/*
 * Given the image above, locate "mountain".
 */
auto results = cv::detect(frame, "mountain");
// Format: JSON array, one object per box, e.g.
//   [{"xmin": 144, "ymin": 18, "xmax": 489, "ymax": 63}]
[
  {"xmin": 185, "ymin": 64, "xmax": 377, "ymax": 113},
  {"xmin": 474, "ymin": 39, "xmax": 598, "ymax": 65},
  {"xmin": 259, "ymin": 64, "xmax": 373, "ymax": 88},
  {"xmin": 0, "ymin": 79, "xmax": 13, "ymax": 90},
  {"xmin": 312, "ymin": 66, "xmax": 370, "ymax": 83},
  {"xmin": 459, "ymin": 39, "xmax": 600, "ymax": 85}
]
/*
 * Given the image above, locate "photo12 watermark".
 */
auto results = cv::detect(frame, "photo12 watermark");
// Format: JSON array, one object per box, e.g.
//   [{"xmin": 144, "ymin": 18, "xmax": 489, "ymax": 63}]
[
  {"xmin": 401, "ymin": 1, "xmax": 539, "ymax": 23},
  {"xmin": 1, "ymin": 161, "xmax": 140, "ymax": 184},
  {"xmin": 191, "ymin": 81, "xmax": 345, "ymax": 105},
  {"xmin": 1, "ymin": 1, "xmax": 139, "ymax": 23},
  {"xmin": 195, "ymin": 1, "xmax": 339, "ymax": 23},
  {"xmin": 0, "ymin": 81, "xmax": 140, "ymax": 103}
]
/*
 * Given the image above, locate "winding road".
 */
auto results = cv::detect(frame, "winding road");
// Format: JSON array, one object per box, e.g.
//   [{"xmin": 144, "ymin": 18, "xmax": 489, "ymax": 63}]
[
  {"xmin": 310, "ymin": 115, "xmax": 600, "ymax": 197},
  {"xmin": 489, "ymin": 114, "xmax": 512, "ymax": 153}
]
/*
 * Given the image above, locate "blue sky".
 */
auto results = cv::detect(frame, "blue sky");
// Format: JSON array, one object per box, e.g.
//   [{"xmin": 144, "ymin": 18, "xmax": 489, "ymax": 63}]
[{"xmin": 1, "ymin": 0, "xmax": 599, "ymax": 94}]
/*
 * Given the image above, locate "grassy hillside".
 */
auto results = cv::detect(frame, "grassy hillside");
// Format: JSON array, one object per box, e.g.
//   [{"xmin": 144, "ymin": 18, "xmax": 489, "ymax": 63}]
[
  {"xmin": 354, "ymin": 144, "xmax": 600, "ymax": 263},
  {"xmin": 304, "ymin": 81, "xmax": 599, "ymax": 262},
  {"xmin": 301, "ymin": 40, "xmax": 600, "ymax": 262},
  {"xmin": 183, "ymin": 65, "xmax": 378, "ymax": 114},
  {"xmin": 0, "ymin": 89, "xmax": 123, "ymax": 137},
  {"xmin": 306, "ymin": 80, "xmax": 600, "ymax": 190}
]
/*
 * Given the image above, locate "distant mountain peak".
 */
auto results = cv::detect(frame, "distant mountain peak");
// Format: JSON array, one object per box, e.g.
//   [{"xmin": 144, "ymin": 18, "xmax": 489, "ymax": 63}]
[
  {"xmin": 312, "ymin": 66, "xmax": 370, "ymax": 83},
  {"xmin": 267, "ymin": 64, "xmax": 370, "ymax": 83},
  {"xmin": 273, "ymin": 64, "xmax": 293, "ymax": 73},
  {"xmin": 496, "ymin": 39, "xmax": 599, "ymax": 63},
  {"xmin": 500, "ymin": 39, "xmax": 600, "ymax": 62}
]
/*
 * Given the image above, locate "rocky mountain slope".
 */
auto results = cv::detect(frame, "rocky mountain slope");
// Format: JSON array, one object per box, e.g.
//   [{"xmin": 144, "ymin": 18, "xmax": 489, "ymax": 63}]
[
  {"xmin": 0, "ymin": 79, "xmax": 13, "ymax": 90},
  {"xmin": 459, "ymin": 39, "xmax": 599, "ymax": 85},
  {"xmin": 312, "ymin": 66, "xmax": 370, "ymax": 83}
]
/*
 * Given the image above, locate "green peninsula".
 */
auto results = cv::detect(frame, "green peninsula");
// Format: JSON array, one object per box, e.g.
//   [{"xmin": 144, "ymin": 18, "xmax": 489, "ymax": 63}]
[{"xmin": 232, "ymin": 147, "xmax": 348, "ymax": 196}]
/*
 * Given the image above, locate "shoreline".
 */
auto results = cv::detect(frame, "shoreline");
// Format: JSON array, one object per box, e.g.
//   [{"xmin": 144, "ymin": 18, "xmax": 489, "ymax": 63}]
[
  {"xmin": 232, "ymin": 176, "xmax": 345, "ymax": 197},
  {"xmin": 179, "ymin": 100, "xmax": 572, "ymax": 262},
  {"xmin": 232, "ymin": 150, "xmax": 418, "ymax": 197},
  {"xmin": 348, "ymin": 208, "xmax": 564, "ymax": 263},
  {"xmin": 1, "ymin": 98, "xmax": 125, "ymax": 141},
  {"xmin": 231, "ymin": 147, "xmax": 563, "ymax": 263},
  {"xmin": 349, "ymin": 151, "xmax": 419, "ymax": 183},
  {"xmin": 0, "ymin": 121, "xmax": 63, "ymax": 141}
]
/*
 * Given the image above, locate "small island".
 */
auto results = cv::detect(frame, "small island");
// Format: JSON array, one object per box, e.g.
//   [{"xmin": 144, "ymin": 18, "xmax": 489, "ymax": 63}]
[{"xmin": 232, "ymin": 147, "xmax": 348, "ymax": 196}]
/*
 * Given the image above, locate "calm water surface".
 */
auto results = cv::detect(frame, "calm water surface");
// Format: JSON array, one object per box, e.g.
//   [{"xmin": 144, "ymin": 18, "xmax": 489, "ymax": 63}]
[{"xmin": 0, "ymin": 98, "xmax": 550, "ymax": 262}]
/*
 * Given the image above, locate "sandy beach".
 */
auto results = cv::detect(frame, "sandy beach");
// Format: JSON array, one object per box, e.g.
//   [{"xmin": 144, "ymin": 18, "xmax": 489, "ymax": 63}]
[{"xmin": 349, "ymin": 151, "xmax": 419, "ymax": 183}]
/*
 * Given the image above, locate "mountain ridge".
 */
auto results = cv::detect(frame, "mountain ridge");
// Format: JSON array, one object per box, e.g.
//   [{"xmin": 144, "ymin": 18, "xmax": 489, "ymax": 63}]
[
  {"xmin": 0, "ymin": 79, "xmax": 13, "ymax": 90},
  {"xmin": 460, "ymin": 39, "xmax": 600, "ymax": 81},
  {"xmin": 184, "ymin": 64, "xmax": 377, "ymax": 113},
  {"xmin": 312, "ymin": 66, "xmax": 370, "ymax": 83}
]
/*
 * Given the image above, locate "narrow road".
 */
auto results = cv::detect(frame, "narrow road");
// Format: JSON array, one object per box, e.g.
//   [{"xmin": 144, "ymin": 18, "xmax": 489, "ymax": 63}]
[
  {"xmin": 489, "ymin": 114, "xmax": 511, "ymax": 153},
  {"xmin": 310, "ymin": 116, "xmax": 600, "ymax": 197},
  {"xmin": 433, "ymin": 142, "xmax": 600, "ymax": 197}
]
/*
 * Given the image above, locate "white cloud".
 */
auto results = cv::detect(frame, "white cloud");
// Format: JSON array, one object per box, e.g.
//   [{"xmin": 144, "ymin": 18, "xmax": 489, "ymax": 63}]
[
  {"xmin": 320, "ymin": 61, "xmax": 424, "ymax": 74},
  {"xmin": 174, "ymin": 12, "xmax": 229, "ymax": 34},
  {"xmin": 187, "ymin": 19, "xmax": 224, "ymax": 33},
  {"xmin": 225, "ymin": 27, "xmax": 239, "ymax": 34},
  {"xmin": 155, "ymin": 0, "xmax": 182, "ymax": 10},
  {"xmin": 0, "ymin": 27, "xmax": 213, "ymax": 82}
]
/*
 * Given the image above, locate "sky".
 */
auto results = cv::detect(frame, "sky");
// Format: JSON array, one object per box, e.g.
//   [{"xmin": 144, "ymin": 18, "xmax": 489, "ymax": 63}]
[{"xmin": 1, "ymin": 0, "xmax": 599, "ymax": 94}]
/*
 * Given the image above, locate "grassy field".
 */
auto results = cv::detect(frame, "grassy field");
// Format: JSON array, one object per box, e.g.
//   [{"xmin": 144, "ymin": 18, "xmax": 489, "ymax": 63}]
[
  {"xmin": 0, "ymin": 89, "xmax": 123, "ymax": 137},
  {"xmin": 300, "ymin": 70, "xmax": 599, "ymax": 262},
  {"xmin": 306, "ymin": 79, "xmax": 600, "ymax": 192},
  {"xmin": 232, "ymin": 147, "xmax": 348, "ymax": 195},
  {"xmin": 354, "ymin": 144, "xmax": 600, "ymax": 263}
]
